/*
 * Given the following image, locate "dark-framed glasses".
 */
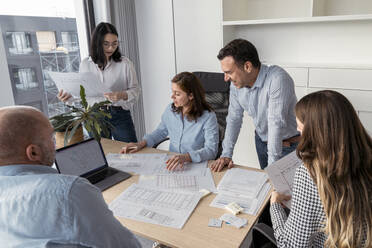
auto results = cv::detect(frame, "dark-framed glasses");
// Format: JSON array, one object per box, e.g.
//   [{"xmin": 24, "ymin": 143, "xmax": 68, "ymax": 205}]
[{"xmin": 103, "ymin": 41, "xmax": 119, "ymax": 49}]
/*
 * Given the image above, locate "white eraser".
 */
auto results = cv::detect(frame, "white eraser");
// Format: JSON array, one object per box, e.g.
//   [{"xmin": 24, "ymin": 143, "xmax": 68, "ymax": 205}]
[{"xmin": 225, "ymin": 202, "xmax": 243, "ymax": 215}]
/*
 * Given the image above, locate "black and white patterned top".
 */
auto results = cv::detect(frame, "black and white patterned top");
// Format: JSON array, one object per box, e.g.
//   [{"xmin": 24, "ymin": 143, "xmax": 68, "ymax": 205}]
[{"xmin": 270, "ymin": 164, "xmax": 327, "ymax": 247}]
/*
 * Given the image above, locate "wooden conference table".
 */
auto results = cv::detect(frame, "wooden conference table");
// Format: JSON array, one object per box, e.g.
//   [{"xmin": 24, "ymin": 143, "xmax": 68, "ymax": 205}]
[{"xmin": 101, "ymin": 138, "xmax": 272, "ymax": 248}]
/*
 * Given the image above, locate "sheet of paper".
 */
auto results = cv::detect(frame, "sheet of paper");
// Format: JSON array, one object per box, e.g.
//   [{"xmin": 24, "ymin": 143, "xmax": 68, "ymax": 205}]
[
  {"xmin": 138, "ymin": 168, "xmax": 216, "ymax": 192},
  {"xmin": 48, "ymin": 71, "xmax": 109, "ymax": 97},
  {"xmin": 265, "ymin": 151, "xmax": 302, "ymax": 208},
  {"xmin": 210, "ymin": 181, "xmax": 271, "ymax": 216},
  {"xmin": 106, "ymin": 153, "xmax": 168, "ymax": 175},
  {"xmin": 106, "ymin": 153, "xmax": 209, "ymax": 176},
  {"xmin": 152, "ymin": 160, "xmax": 209, "ymax": 176},
  {"xmin": 109, "ymin": 184, "xmax": 202, "ymax": 229},
  {"xmin": 217, "ymin": 168, "xmax": 268, "ymax": 198}
]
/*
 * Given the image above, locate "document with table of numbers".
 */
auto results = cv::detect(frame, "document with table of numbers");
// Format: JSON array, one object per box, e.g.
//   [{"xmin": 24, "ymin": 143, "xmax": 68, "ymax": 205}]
[{"xmin": 109, "ymin": 184, "xmax": 203, "ymax": 229}]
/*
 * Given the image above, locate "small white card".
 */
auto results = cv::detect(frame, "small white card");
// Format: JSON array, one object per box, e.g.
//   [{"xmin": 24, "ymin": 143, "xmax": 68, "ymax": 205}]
[
  {"xmin": 220, "ymin": 213, "xmax": 248, "ymax": 229},
  {"xmin": 208, "ymin": 218, "xmax": 222, "ymax": 228}
]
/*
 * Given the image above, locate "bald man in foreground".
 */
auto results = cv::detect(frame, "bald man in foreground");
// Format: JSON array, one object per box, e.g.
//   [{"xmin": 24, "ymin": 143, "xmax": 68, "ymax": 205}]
[{"xmin": 0, "ymin": 106, "xmax": 140, "ymax": 248}]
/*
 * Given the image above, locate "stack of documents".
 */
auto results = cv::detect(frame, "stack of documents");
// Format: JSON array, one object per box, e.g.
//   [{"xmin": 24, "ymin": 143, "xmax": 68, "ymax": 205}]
[
  {"xmin": 106, "ymin": 153, "xmax": 217, "ymax": 228},
  {"xmin": 210, "ymin": 168, "xmax": 271, "ymax": 215},
  {"xmin": 106, "ymin": 153, "xmax": 216, "ymax": 192}
]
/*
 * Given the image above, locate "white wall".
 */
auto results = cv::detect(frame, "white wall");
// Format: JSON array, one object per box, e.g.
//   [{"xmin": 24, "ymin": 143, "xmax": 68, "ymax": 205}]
[
  {"xmin": 0, "ymin": 27, "xmax": 15, "ymax": 107},
  {"xmin": 135, "ymin": 0, "xmax": 176, "ymax": 136},
  {"xmin": 173, "ymin": 0, "xmax": 223, "ymax": 72}
]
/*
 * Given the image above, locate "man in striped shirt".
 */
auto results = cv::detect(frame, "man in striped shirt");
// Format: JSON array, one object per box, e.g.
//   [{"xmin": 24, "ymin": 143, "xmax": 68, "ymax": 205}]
[{"xmin": 210, "ymin": 39, "xmax": 299, "ymax": 170}]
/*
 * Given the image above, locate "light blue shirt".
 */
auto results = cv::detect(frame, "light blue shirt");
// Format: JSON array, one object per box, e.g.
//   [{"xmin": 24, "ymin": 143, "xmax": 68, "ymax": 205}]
[
  {"xmin": 0, "ymin": 164, "xmax": 140, "ymax": 248},
  {"xmin": 221, "ymin": 64, "xmax": 298, "ymax": 165},
  {"xmin": 144, "ymin": 104, "xmax": 219, "ymax": 162}
]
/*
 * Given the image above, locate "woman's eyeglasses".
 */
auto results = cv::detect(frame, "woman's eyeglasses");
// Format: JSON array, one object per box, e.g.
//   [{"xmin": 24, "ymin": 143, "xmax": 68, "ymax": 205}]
[{"xmin": 103, "ymin": 41, "xmax": 119, "ymax": 49}]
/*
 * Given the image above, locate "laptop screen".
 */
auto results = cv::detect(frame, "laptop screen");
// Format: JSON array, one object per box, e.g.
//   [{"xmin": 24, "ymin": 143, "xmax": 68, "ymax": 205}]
[{"xmin": 55, "ymin": 138, "xmax": 107, "ymax": 177}]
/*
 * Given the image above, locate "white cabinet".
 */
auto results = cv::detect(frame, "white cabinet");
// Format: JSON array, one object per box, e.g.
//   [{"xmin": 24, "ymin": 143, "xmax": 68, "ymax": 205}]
[
  {"xmin": 359, "ymin": 111, "xmax": 372, "ymax": 134},
  {"xmin": 222, "ymin": 0, "xmax": 372, "ymax": 25},
  {"xmin": 309, "ymin": 68, "xmax": 372, "ymax": 90}
]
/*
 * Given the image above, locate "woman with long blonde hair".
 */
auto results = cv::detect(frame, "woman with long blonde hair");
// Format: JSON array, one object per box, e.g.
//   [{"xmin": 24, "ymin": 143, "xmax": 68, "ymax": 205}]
[{"xmin": 270, "ymin": 90, "xmax": 372, "ymax": 247}]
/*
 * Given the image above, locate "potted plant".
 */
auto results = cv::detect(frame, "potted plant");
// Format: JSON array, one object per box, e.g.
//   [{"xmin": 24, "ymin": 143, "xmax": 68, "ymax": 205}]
[{"xmin": 50, "ymin": 85, "xmax": 113, "ymax": 148}]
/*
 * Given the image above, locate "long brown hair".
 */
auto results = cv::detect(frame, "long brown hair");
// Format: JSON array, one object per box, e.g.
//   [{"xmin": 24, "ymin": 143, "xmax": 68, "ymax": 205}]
[
  {"xmin": 171, "ymin": 72, "xmax": 212, "ymax": 121},
  {"xmin": 295, "ymin": 90, "xmax": 372, "ymax": 248}
]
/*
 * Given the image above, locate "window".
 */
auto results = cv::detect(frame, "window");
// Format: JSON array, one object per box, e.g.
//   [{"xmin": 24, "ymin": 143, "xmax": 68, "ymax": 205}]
[
  {"xmin": 0, "ymin": 0, "xmax": 86, "ymax": 116},
  {"xmin": 61, "ymin": 31, "xmax": 79, "ymax": 52},
  {"xmin": 36, "ymin": 31, "xmax": 56, "ymax": 52},
  {"xmin": 6, "ymin": 32, "xmax": 33, "ymax": 55},
  {"xmin": 12, "ymin": 67, "xmax": 38, "ymax": 90}
]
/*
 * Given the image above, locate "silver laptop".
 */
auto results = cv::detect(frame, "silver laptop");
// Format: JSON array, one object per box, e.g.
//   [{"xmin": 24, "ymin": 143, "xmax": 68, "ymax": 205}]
[{"xmin": 55, "ymin": 138, "xmax": 131, "ymax": 191}]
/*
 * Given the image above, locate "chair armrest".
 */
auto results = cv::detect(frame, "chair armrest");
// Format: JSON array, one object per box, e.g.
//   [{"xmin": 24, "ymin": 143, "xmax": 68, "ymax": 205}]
[
  {"xmin": 152, "ymin": 137, "xmax": 170, "ymax": 148},
  {"xmin": 252, "ymin": 223, "xmax": 277, "ymax": 246}
]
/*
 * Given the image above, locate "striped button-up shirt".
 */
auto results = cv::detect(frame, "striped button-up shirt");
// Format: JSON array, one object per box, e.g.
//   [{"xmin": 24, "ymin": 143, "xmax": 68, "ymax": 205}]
[{"xmin": 221, "ymin": 64, "xmax": 298, "ymax": 165}]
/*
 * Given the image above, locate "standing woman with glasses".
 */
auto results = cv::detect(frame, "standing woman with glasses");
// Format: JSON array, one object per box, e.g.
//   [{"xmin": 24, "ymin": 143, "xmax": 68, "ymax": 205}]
[{"xmin": 58, "ymin": 22, "xmax": 139, "ymax": 142}]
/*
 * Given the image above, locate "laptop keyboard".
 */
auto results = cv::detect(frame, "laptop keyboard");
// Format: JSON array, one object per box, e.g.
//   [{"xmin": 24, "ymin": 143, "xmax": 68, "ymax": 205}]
[{"xmin": 87, "ymin": 168, "xmax": 118, "ymax": 184}]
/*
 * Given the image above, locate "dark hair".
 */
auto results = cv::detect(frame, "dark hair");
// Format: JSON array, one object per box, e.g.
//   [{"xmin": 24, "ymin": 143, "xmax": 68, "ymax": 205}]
[
  {"xmin": 171, "ymin": 72, "xmax": 213, "ymax": 121},
  {"xmin": 90, "ymin": 22, "xmax": 122, "ymax": 69},
  {"xmin": 217, "ymin": 39, "xmax": 260, "ymax": 68},
  {"xmin": 295, "ymin": 90, "xmax": 372, "ymax": 247}
]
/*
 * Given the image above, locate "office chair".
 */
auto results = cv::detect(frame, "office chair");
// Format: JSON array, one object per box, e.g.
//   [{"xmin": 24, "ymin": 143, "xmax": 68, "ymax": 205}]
[
  {"xmin": 193, "ymin": 71, "xmax": 229, "ymax": 158},
  {"xmin": 153, "ymin": 71, "xmax": 230, "ymax": 159},
  {"xmin": 250, "ymin": 223, "xmax": 277, "ymax": 247}
]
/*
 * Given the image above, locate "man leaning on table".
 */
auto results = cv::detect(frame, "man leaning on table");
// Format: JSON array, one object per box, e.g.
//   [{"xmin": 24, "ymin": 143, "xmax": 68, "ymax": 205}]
[
  {"xmin": 210, "ymin": 39, "xmax": 299, "ymax": 171},
  {"xmin": 0, "ymin": 106, "xmax": 140, "ymax": 248}
]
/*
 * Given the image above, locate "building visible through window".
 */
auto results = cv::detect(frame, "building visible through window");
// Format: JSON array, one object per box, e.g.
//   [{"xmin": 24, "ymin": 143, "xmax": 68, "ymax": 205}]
[
  {"xmin": 36, "ymin": 31, "xmax": 56, "ymax": 52},
  {"xmin": 0, "ymin": 15, "xmax": 81, "ymax": 117},
  {"xmin": 12, "ymin": 67, "xmax": 38, "ymax": 90},
  {"xmin": 61, "ymin": 31, "xmax": 79, "ymax": 52},
  {"xmin": 6, "ymin": 31, "xmax": 33, "ymax": 55}
]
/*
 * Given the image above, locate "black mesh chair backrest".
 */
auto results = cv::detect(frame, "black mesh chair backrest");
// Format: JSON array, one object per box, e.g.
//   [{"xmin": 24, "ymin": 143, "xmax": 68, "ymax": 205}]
[{"xmin": 193, "ymin": 71, "xmax": 230, "ymax": 158}]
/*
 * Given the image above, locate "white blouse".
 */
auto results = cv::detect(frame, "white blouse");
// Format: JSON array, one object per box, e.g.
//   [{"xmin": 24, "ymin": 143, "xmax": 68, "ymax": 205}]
[{"xmin": 79, "ymin": 56, "xmax": 140, "ymax": 110}]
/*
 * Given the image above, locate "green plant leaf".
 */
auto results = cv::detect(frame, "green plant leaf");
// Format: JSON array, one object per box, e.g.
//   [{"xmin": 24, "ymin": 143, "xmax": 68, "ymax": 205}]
[
  {"xmin": 50, "ymin": 114, "xmax": 77, "ymax": 132},
  {"xmin": 94, "ymin": 121, "xmax": 101, "ymax": 140},
  {"xmin": 80, "ymin": 85, "xmax": 88, "ymax": 110},
  {"xmin": 50, "ymin": 85, "xmax": 114, "ymax": 143}
]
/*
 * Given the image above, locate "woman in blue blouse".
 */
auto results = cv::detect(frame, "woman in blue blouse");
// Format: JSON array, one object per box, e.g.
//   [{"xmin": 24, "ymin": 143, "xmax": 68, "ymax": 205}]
[{"xmin": 121, "ymin": 72, "xmax": 219, "ymax": 171}]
